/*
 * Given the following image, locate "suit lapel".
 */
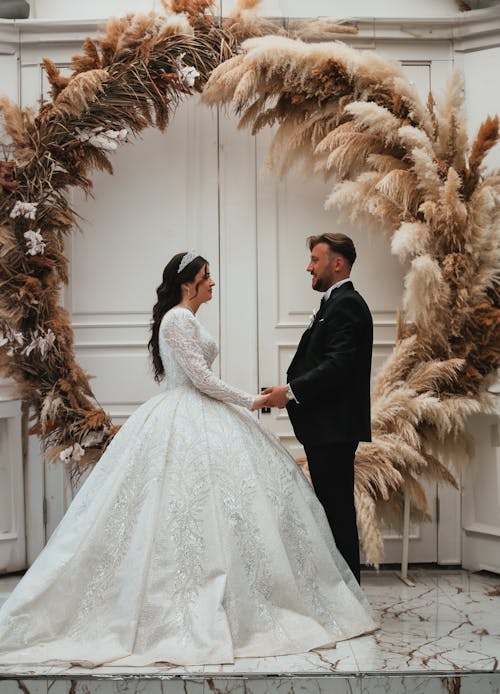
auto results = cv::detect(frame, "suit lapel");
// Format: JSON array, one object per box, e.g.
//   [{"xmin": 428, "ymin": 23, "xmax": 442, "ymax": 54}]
[
  {"xmin": 288, "ymin": 282, "xmax": 354, "ymax": 374},
  {"xmin": 288, "ymin": 298, "xmax": 324, "ymax": 372},
  {"xmin": 325, "ymin": 281, "xmax": 353, "ymax": 304},
  {"xmin": 319, "ymin": 281, "xmax": 353, "ymax": 316}
]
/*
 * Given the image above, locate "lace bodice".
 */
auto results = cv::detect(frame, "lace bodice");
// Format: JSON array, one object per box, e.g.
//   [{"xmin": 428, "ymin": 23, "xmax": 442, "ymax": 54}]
[{"xmin": 159, "ymin": 307, "xmax": 254, "ymax": 410}]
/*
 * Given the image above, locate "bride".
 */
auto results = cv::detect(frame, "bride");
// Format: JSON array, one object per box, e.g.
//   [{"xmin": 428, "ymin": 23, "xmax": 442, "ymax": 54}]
[{"xmin": 0, "ymin": 251, "xmax": 377, "ymax": 667}]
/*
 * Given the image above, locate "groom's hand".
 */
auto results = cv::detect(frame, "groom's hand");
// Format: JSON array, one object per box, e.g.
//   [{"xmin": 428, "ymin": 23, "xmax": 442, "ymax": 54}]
[
  {"xmin": 261, "ymin": 386, "xmax": 288, "ymax": 409},
  {"xmin": 251, "ymin": 394, "xmax": 270, "ymax": 411}
]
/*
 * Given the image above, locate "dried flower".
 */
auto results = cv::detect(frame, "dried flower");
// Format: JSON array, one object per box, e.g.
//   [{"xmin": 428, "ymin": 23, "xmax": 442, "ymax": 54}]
[
  {"xmin": 38, "ymin": 329, "xmax": 56, "ymax": 358},
  {"xmin": 76, "ymin": 126, "xmax": 128, "ymax": 151},
  {"xmin": 21, "ymin": 329, "xmax": 56, "ymax": 358},
  {"xmin": 0, "ymin": 327, "xmax": 24, "ymax": 356},
  {"xmin": 59, "ymin": 442, "xmax": 85, "ymax": 463},
  {"xmin": 10, "ymin": 201, "xmax": 38, "ymax": 220},
  {"xmin": 24, "ymin": 229, "xmax": 46, "ymax": 256},
  {"xmin": 175, "ymin": 53, "xmax": 200, "ymax": 88}
]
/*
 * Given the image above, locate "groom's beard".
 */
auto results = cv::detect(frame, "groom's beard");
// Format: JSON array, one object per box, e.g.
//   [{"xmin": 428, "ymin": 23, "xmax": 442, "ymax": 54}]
[{"xmin": 311, "ymin": 274, "xmax": 331, "ymax": 292}]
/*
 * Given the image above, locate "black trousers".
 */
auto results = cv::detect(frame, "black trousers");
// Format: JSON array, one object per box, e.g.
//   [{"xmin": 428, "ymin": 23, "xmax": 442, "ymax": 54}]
[{"xmin": 304, "ymin": 441, "xmax": 360, "ymax": 583}]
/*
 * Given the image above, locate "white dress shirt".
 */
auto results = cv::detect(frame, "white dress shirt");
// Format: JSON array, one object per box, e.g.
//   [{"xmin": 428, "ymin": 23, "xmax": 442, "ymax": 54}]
[{"xmin": 322, "ymin": 277, "xmax": 352, "ymax": 303}]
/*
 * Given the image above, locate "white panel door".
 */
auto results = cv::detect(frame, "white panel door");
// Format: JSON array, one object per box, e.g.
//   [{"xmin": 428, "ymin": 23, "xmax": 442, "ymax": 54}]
[
  {"xmin": 0, "ymin": 399, "xmax": 26, "ymax": 573},
  {"xmin": 460, "ymin": 47, "xmax": 500, "ymax": 576},
  {"xmin": 0, "ymin": 52, "xmax": 29, "ymax": 573},
  {"xmin": 255, "ymin": 62, "xmax": 439, "ymax": 564},
  {"xmin": 462, "ymin": 409, "xmax": 500, "ymax": 574}
]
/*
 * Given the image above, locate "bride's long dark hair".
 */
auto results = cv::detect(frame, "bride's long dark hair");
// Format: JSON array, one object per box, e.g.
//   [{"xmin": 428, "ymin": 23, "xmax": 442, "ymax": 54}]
[{"xmin": 148, "ymin": 252, "xmax": 208, "ymax": 382}]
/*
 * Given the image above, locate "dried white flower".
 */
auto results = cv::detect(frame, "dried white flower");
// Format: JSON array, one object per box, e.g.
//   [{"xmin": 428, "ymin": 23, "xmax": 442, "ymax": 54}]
[
  {"xmin": 22, "ymin": 340, "xmax": 36, "ymax": 357},
  {"xmin": 24, "ymin": 229, "xmax": 46, "ymax": 256},
  {"xmin": 4, "ymin": 329, "xmax": 24, "ymax": 357},
  {"xmin": 81, "ymin": 430, "xmax": 106, "ymax": 447},
  {"xmin": 59, "ymin": 442, "xmax": 85, "ymax": 463},
  {"xmin": 38, "ymin": 328, "xmax": 56, "ymax": 358},
  {"xmin": 10, "ymin": 201, "xmax": 38, "ymax": 220},
  {"xmin": 72, "ymin": 443, "xmax": 85, "ymax": 461},
  {"xmin": 40, "ymin": 393, "xmax": 63, "ymax": 424},
  {"xmin": 107, "ymin": 128, "xmax": 128, "ymax": 141},
  {"xmin": 76, "ymin": 127, "xmax": 128, "ymax": 152},
  {"xmin": 59, "ymin": 446, "xmax": 73, "ymax": 462},
  {"xmin": 21, "ymin": 328, "xmax": 56, "ymax": 358},
  {"xmin": 0, "ymin": 327, "xmax": 24, "ymax": 352},
  {"xmin": 175, "ymin": 53, "xmax": 200, "ymax": 88}
]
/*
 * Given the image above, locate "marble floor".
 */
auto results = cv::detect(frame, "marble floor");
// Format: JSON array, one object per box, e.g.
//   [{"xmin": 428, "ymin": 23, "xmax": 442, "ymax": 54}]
[{"xmin": 0, "ymin": 568, "xmax": 499, "ymax": 693}]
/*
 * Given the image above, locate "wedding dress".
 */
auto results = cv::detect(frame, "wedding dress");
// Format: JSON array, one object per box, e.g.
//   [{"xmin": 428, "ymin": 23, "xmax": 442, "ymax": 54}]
[{"xmin": 0, "ymin": 307, "xmax": 377, "ymax": 667}]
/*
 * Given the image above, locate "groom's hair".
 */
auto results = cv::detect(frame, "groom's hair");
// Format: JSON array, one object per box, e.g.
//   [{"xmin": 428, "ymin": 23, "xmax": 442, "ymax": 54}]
[{"xmin": 307, "ymin": 233, "xmax": 356, "ymax": 268}]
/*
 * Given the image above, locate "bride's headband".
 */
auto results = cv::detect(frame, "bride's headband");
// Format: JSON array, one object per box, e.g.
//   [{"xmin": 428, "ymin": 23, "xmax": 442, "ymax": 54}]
[{"xmin": 177, "ymin": 250, "xmax": 198, "ymax": 274}]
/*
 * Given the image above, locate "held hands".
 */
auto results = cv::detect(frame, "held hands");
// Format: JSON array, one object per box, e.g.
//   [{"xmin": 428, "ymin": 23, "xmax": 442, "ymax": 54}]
[
  {"xmin": 252, "ymin": 386, "xmax": 290, "ymax": 410},
  {"xmin": 261, "ymin": 386, "xmax": 289, "ymax": 409},
  {"xmin": 251, "ymin": 394, "xmax": 270, "ymax": 411}
]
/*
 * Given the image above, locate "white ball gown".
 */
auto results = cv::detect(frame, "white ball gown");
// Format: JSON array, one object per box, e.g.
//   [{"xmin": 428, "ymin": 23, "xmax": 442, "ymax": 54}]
[{"xmin": 0, "ymin": 307, "xmax": 377, "ymax": 667}]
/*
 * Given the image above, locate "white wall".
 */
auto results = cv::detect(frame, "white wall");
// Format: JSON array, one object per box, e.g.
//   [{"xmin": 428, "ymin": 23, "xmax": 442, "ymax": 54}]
[
  {"xmin": 16, "ymin": 11, "xmax": 457, "ymax": 568},
  {"xmin": 459, "ymin": 44, "xmax": 500, "ymax": 572},
  {"xmin": 461, "ymin": 46, "xmax": 500, "ymax": 170},
  {"xmin": 27, "ymin": 0, "xmax": 460, "ymax": 20},
  {"xmin": 0, "ymin": 2, "xmax": 497, "ymax": 569}
]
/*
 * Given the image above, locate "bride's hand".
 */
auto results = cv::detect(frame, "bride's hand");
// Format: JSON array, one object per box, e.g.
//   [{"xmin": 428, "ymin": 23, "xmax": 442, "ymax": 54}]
[{"xmin": 251, "ymin": 394, "xmax": 270, "ymax": 411}]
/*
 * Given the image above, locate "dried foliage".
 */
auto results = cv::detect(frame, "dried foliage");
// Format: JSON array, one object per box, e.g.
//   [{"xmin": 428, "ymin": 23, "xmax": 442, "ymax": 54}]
[
  {"xmin": 0, "ymin": 2, "xmax": 359, "ymax": 477},
  {"xmin": 203, "ymin": 40, "xmax": 500, "ymax": 564},
  {"xmin": 1, "ymin": 0, "xmax": 498, "ymax": 564},
  {"xmin": 0, "ymin": 2, "xmax": 244, "ymax": 474},
  {"xmin": 225, "ymin": 7, "xmax": 357, "ymax": 45}
]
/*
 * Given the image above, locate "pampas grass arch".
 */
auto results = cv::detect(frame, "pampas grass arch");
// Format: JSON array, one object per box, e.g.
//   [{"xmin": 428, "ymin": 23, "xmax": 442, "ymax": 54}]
[{"xmin": 0, "ymin": 0, "xmax": 498, "ymax": 564}]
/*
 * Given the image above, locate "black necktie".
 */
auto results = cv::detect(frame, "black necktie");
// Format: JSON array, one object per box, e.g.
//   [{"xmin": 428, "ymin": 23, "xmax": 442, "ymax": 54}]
[{"xmin": 314, "ymin": 296, "xmax": 325, "ymax": 323}]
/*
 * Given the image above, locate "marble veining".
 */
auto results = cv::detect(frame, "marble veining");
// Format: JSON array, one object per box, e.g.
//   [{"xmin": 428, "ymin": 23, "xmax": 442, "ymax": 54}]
[
  {"xmin": 0, "ymin": 675, "xmax": 498, "ymax": 693},
  {"xmin": 0, "ymin": 569, "xmax": 499, "ymax": 693}
]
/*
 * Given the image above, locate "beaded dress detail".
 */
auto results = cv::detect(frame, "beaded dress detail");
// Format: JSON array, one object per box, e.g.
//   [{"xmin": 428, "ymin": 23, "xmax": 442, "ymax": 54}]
[{"xmin": 0, "ymin": 308, "xmax": 376, "ymax": 667}]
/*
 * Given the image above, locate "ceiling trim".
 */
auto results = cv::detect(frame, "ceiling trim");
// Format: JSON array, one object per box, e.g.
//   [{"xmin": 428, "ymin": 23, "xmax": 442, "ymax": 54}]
[{"xmin": 0, "ymin": 5, "xmax": 497, "ymax": 51}]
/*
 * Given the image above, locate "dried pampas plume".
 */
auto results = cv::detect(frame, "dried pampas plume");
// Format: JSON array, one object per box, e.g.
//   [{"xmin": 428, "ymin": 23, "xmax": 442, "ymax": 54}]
[
  {"xmin": 203, "ymin": 34, "xmax": 500, "ymax": 564},
  {"xmin": 0, "ymin": 0, "xmax": 498, "ymax": 564},
  {"xmin": 0, "ymin": 3, "xmax": 366, "ymax": 484},
  {"xmin": 225, "ymin": 0, "xmax": 358, "ymax": 44},
  {"xmin": 235, "ymin": 0, "xmax": 262, "ymax": 9},
  {"xmin": 5, "ymin": 0, "xmax": 331, "ymax": 477}
]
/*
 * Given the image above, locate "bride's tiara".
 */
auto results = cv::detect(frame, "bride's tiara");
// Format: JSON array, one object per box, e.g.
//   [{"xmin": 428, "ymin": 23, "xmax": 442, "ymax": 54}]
[{"xmin": 177, "ymin": 250, "xmax": 198, "ymax": 274}]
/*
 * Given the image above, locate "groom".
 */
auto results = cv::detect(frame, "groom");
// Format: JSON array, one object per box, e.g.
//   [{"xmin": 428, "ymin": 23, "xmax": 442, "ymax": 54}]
[{"xmin": 263, "ymin": 233, "xmax": 373, "ymax": 583}]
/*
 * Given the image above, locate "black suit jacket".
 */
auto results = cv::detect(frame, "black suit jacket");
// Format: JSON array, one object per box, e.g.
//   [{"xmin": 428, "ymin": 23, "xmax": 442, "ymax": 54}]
[{"xmin": 286, "ymin": 281, "xmax": 373, "ymax": 447}]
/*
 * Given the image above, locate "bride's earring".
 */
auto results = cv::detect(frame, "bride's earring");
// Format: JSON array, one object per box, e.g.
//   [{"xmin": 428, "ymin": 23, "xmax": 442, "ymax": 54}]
[{"xmin": 187, "ymin": 287, "xmax": 191, "ymax": 299}]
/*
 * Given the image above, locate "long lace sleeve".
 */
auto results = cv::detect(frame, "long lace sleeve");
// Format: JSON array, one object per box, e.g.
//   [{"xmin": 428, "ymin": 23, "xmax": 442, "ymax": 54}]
[{"xmin": 162, "ymin": 309, "xmax": 254, "ymax": 410}]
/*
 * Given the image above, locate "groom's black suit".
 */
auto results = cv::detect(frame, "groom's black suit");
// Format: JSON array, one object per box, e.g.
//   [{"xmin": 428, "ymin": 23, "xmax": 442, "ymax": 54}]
[{"xmin": 286, "ymin": 281, "xmax": 373, "ymax": 582}]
